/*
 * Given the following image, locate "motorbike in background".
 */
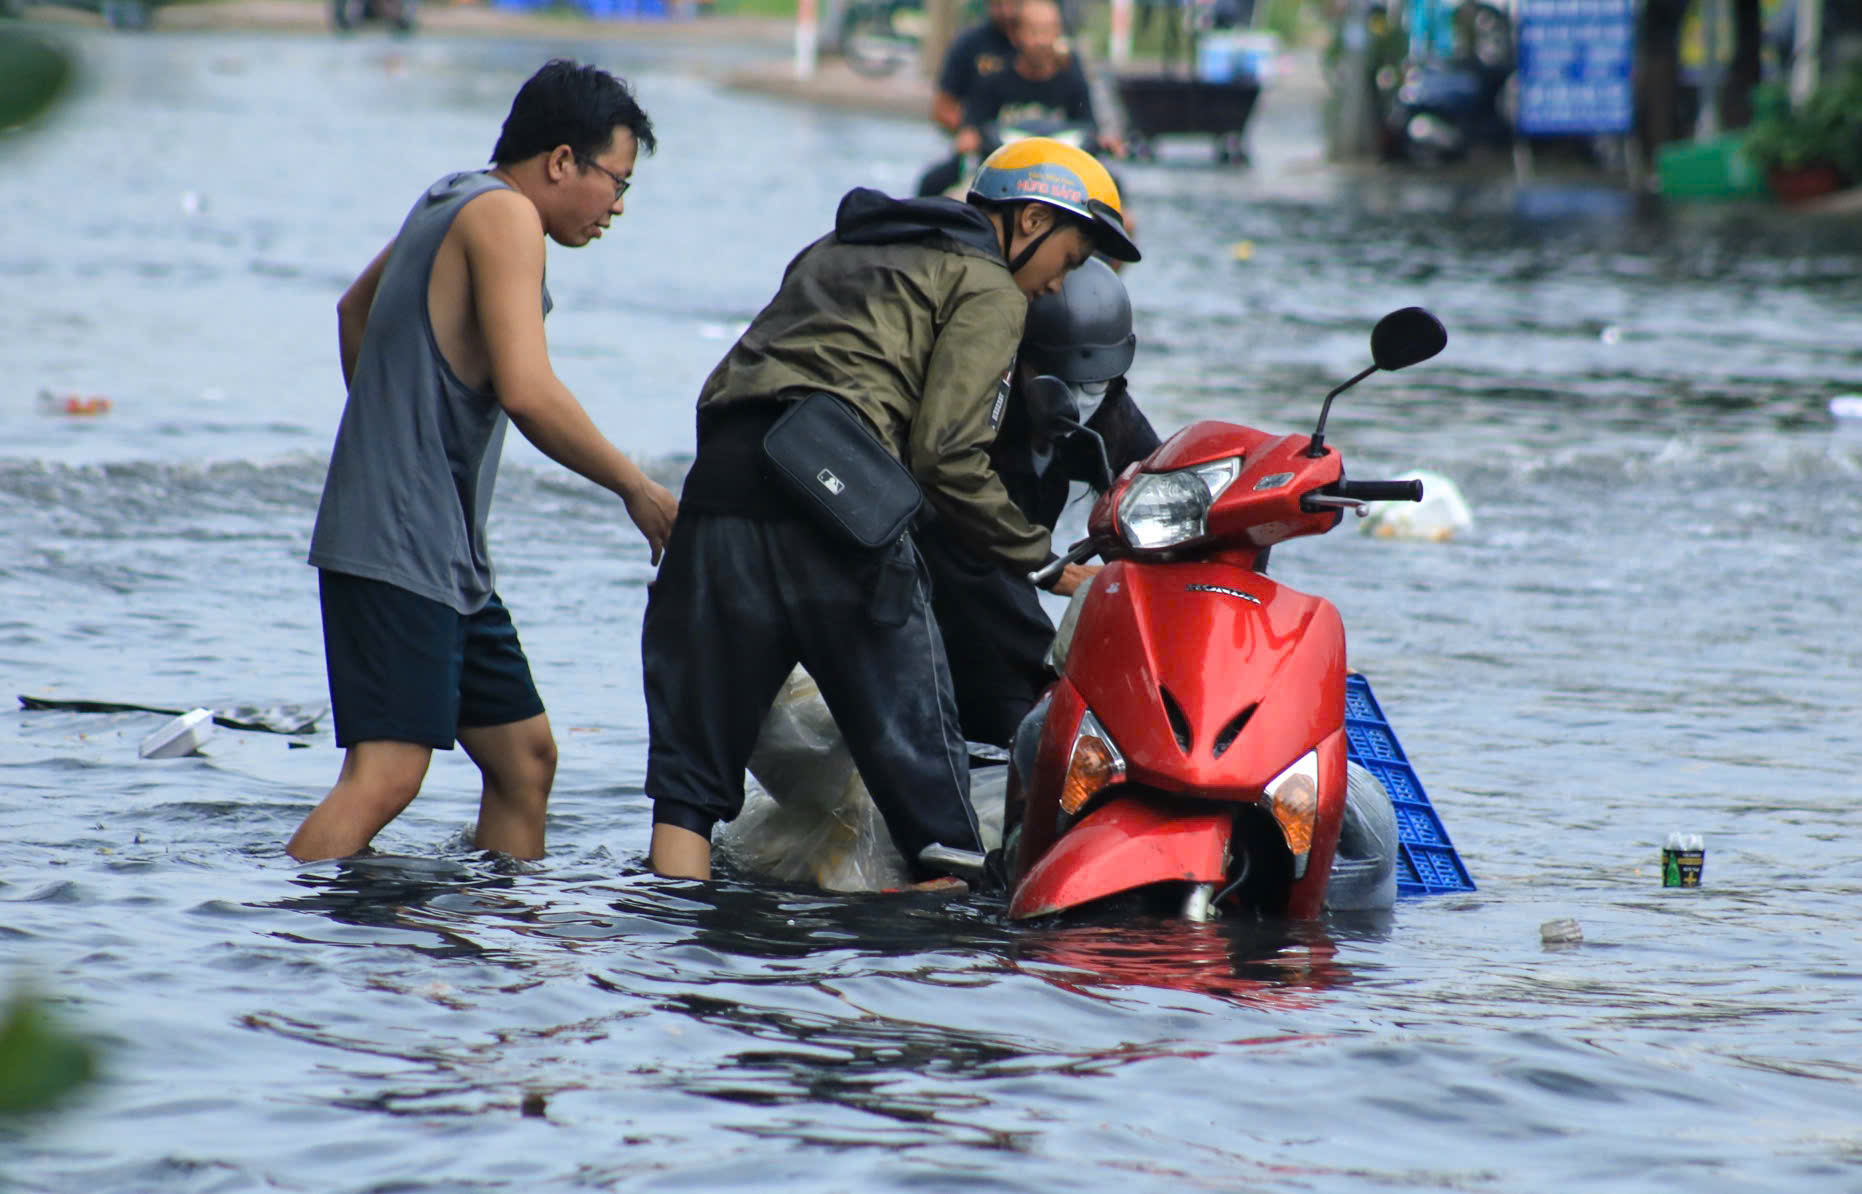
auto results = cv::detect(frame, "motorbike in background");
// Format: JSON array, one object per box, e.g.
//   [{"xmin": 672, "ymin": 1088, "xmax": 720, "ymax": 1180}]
[
  {"xmin": 999, "ymin": 307, "xmax": 1447, "ymax": 921},
  {"xmin": 1380, "ymin": 0, "xmax": 1515, "ymax": 163},
  {"xmin": 332, "ymin": 0, "xmax": 415, "ymax": 33}
]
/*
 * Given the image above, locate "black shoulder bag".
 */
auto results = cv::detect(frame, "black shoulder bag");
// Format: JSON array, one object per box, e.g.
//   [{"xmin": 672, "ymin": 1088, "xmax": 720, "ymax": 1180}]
[{"xmin": 762, "ymin": 391, "xmax": 923, "ymax": 551}]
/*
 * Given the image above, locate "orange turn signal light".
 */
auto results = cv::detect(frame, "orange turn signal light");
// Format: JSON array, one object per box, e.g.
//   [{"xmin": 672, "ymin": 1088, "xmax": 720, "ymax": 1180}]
[
  {"xmin": 1058, "ymin": 714, "xmax": 1125, "ymax": 815},
  {"xmin": 1267, "ymin": 772, "xmax": 1317, "ymax": 856}
]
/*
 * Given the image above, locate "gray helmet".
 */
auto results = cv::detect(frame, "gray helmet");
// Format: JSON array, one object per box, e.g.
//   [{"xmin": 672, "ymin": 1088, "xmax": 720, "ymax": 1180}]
[{"xmin": 1019, "ymin": 257, "xmax": 1136, "ymax": 384}]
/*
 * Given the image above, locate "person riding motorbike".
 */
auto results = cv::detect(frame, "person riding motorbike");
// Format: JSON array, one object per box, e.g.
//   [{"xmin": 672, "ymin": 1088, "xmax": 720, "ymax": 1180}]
[
  {"xmin": 916, "ymin": 256, "xmax": 1160, "ymax": 750},
  {"xmin": 931, "ymin": 0, "xmax": 1023, "ymax": 136},
  {"xmin": 917, "ymin": 0, "xmax": 1125, "ymax": 200},
  {"xmin": 958, "ymin": 0, "xmax": 1121, "ymax": 159}
]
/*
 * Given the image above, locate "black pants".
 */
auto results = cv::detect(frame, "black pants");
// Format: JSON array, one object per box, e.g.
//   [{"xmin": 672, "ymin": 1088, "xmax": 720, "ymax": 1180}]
[
  {"xmin": 642, "ymin": 512, "xmax": 983, "ymax": 872},
  {"xmin": 916, "ymin": 525, "xmax": 1057, "ymax": 749}
]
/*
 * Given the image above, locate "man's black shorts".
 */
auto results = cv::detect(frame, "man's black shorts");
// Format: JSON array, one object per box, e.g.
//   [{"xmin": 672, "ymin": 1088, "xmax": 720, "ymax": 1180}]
[{"xmin": 318, "ymin": 570, "xmax": 545, "ymax": 750}]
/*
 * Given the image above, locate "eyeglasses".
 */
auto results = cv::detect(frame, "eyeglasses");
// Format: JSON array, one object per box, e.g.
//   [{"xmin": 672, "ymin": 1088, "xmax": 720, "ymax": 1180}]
[{"xmin": 576, "ymin": 156, "xmax": 631, "ymax": 202}]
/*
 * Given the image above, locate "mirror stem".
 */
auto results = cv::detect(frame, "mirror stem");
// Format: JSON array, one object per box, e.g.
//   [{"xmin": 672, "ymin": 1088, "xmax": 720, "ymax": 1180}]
[
  {"xmin": 1055, "ymin": 416, "xmax": 1115, "ymax": 492},
  {"xmin": 1307, "ymin": 365, "xmax": 1378, "ymax": 458}
]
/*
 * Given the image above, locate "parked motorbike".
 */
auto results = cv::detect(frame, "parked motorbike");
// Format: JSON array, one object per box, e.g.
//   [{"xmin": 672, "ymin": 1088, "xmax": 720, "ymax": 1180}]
[
  {"xmin": 1381, "ymin": 0, "xmax": 1514, "ymax": 163},
  {"xmin": 996, "ymin": 306, "xmax": 1447, "ymax": 921}
]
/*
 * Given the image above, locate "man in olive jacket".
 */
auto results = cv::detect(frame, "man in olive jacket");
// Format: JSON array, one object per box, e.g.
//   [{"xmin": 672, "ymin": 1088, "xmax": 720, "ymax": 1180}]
[{"xmin": 643, "ymin": 139, "xmax": 1139, "ymax": 883}]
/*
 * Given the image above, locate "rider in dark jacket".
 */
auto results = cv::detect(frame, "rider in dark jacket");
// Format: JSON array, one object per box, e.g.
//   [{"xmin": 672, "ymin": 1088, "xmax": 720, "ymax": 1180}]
[
  {"xmin": 917, "ymin": 257, "xmax": 1159, "ymax": 747},
  {"xmin": 643, "ymin": 141, "xmax": 1141, "ymax": 883}
]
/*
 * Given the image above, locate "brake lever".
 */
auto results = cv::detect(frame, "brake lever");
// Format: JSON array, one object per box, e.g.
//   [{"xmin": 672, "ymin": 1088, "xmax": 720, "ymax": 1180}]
[
  {"xmin": 1299, "ymin": 494, "xmax": 1366, "ymax": 512},
  {"xmin": 1028, "ymin": 537, "xmax": 1095, "ymax": 589}
]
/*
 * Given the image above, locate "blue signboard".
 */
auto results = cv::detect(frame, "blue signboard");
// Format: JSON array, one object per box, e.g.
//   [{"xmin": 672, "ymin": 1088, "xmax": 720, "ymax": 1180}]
[{"xmin": 1516, "ymin": 0, "xmax": 1637, "ymax": 136}]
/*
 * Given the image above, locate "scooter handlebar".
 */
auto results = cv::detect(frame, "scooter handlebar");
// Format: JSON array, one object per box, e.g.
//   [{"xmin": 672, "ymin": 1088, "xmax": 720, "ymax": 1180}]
[
  {"xmin": 1028, "ymin": 537, "xmax": 1097, "ymax": 589},
  {"xmin": 1332, "ymin": 479, "xmax": 1425, "ymax": 503}
]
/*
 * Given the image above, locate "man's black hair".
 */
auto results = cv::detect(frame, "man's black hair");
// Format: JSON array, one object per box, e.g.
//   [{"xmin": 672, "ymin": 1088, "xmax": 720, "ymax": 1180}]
[{"xmin": 490, "ymin": 59, "xmax": 657, "ymax": 167}]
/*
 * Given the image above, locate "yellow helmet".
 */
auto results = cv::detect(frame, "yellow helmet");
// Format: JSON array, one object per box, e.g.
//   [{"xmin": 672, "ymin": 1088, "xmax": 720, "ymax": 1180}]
[{"xmin": 967, "ymin": 137, "xmax": 1141, "ymax": 263}]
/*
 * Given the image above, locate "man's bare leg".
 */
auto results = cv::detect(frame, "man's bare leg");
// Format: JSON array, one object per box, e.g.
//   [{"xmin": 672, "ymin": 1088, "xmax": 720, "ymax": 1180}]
[
  {"xmin": 648, "ymin": 823, "xmax": 710, "ymax": 879},
  {"xmin": 458, "ymin": 713, "xmax": 556, "ymax": 858},
  {"xmin": 287, "ymin": 741, "xmax": 434, "ymax": 861}
]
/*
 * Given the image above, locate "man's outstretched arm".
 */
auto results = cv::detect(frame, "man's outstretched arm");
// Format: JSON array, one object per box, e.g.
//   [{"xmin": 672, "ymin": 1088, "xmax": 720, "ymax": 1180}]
[{"xmin": 460, "ymin": 191, "xmax": 678, "ymax": 562}]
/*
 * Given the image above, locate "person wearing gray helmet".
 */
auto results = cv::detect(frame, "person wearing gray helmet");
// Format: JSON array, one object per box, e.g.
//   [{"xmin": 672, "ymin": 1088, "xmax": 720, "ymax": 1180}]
[{"xmin": 915, "ymin": 257, "xmax": 1161, "ymax": 748}]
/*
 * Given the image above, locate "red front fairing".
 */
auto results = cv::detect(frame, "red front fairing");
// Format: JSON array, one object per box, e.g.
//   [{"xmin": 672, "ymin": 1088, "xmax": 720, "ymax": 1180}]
[
  {"xmin": 1066, "ymin": 559, "xmax": 1346, "ymax": 794},
  {"xmin": 1013, "ymin": 561, "xmax": 1351, "ymax": 920},
  {"xmin": 1009, "ymin": 797, "xmax": 1231, "ymax": 920}
]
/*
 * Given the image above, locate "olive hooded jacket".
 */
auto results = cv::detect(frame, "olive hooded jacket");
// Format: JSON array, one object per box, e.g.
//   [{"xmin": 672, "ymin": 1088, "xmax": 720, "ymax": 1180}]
[{"xmin": 693, "ymin": 187, "xmax": 1050, "ymax": 572}]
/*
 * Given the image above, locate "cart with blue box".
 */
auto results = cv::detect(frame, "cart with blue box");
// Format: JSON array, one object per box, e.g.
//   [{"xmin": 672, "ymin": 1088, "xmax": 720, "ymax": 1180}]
[{"xmin": 1115, "ymin": 27, "xmax": 1277, "ymax": 163}]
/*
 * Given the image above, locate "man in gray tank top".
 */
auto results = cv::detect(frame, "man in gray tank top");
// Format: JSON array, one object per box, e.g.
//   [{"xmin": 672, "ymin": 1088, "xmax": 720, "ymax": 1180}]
[{"xmin": 288, "ymin": 60, "xmax": 676, "ymax": 862}]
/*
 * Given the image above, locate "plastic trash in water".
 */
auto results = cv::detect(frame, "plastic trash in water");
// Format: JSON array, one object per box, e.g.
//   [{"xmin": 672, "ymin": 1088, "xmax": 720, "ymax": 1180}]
[
  {"xmin": 716, "ymin": 666, "xmax": 1007, "ymax": 893},
  {"xmin": 1830, "ymin": 395, "xmax": 1862, "ymax": 422},
  {"xmin": 139, "ymin": 708, "xmax": 214, "ymax": 759},
  {"xmin": 1357, "ymin": 469, "xmax": 1473, "ymax": 542},
  {"xmin": 38, "ymin": 389, "xmax": 111, "ymax": 416},
  {"xmin": 1540, "ymin": 917, "xmax": 1583, "ymax": 945}
]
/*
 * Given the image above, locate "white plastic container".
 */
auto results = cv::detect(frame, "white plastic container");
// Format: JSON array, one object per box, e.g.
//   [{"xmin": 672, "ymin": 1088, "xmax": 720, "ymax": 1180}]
[{"xmin": 139, "ymin": 707, "xmax": 215, "ymax": 759}]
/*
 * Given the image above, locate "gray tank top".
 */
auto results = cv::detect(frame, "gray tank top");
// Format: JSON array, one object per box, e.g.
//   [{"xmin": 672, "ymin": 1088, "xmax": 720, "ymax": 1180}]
[{"xmin": 307, "ymin": 171, "xmax": 552, "ymax": 614}]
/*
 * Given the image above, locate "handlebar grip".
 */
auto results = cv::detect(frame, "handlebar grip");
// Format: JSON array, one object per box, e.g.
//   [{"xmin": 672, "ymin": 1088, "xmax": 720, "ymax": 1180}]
[
  {"xmin": 1028, "ymin": 537, "xmax": 1097, "ymax": 589},
  {"xmin": 1333, "ymin": 479, "xmax": 1424, "ymax": 503}
]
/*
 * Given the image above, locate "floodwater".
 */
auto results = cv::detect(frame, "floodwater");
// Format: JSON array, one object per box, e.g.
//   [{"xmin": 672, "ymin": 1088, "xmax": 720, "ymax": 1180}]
[{"xmin": 5, "ymin": 23, "xmax": 1862, "ymax": 1194}]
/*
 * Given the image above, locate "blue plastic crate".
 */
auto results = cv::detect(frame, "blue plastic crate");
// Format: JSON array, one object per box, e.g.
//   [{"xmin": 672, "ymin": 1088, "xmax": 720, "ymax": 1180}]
[{"xmin": 1344, "ymin": 674, "xmax": 1475, "ymax": 896}]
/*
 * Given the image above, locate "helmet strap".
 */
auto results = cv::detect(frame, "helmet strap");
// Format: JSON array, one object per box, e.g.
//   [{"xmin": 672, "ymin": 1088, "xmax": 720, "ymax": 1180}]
[{"xmin": 1007, "ymin": 222, "xmax": 1058, "ymax": 276}]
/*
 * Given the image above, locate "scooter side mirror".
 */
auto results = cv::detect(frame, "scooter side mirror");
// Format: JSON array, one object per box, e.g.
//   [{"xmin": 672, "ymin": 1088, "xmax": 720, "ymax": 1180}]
[
  {"xmin": 1022, "ymin": 374, "xmax": 1080, "ymax": 429},
  {"xmin": 1370, "ymin": 307, "xmax": 1448, "ymax": 372},
  {"xmin": 1307, "ymin": 308, "xmax": 1449, "ymax": 457},
  {"xmin": 1026, "ymin": 375, "xmax": 1115, "ymax": 492},
  {"xmin": 1057, "ymin": 422, "xmax": 1116, "ymax": 493}
]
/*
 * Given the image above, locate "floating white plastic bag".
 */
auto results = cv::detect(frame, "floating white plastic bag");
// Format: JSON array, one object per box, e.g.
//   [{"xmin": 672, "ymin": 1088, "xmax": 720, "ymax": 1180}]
[
  {"xmin": 717, "ymin": 668, "xmax": 912, "ymax": 892},
  {"xmin": 716, "ymin": 666, "xmax": 1006, "ymax": 892}
]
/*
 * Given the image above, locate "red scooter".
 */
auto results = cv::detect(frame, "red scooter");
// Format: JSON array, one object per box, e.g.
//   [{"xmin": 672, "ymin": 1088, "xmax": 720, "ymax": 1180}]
[{"xmin": 998, "ymin": 307, "xmax": 1447, "ymax": 921}]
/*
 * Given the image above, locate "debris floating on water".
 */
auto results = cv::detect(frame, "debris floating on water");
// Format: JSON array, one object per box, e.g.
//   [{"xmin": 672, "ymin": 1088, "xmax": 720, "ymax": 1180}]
[
  {"xmin": 1662, "ymin": 832, "xmax": 1706, "ymax": 887},
  {"xmin": 1830, "ymin": 394, "xmax": 1862, "ymax": 422},
  {"xmin": 20, "ymin": 695, "xmax": 324, "ymax": 735},
  {"xmin": 1540, "ymin": 917, "xmax": 1583, "ymax": 945},
  {"xmin": 37, "ymin": 389, "xmax": 110, "ymax": 416},
  {"xmin": 139, "ymin": 708, "xmax": 214, "ymax": 759}
]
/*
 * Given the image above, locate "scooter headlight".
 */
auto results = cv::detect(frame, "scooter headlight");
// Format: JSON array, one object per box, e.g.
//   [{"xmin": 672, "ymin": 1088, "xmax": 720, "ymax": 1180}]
[
  {"xmin": 1058, "ymin": 711, "xmax": 1126, "ymax": 816},
  {"xmin": 1263, "ymin": 749, "xmax": 1319, "ymax": 880},
  {"xmin": 1116, "ymin": 458, "xmax": 1242, "ymax": 551}
]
